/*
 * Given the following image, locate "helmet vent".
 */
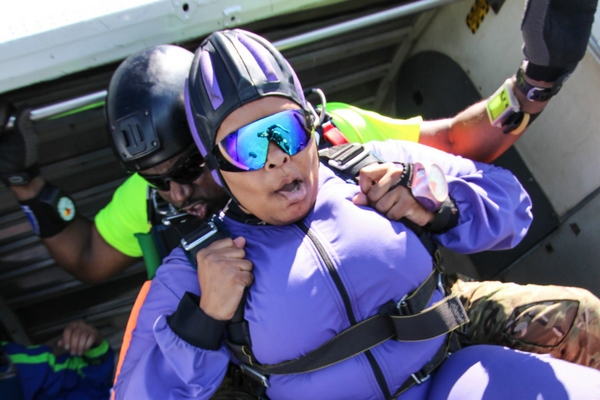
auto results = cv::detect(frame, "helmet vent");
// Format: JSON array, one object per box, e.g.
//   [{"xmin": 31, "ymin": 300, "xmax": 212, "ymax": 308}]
[
  {"xmin": 237, "ymin": 34, "xmax": 278, "ymax": 83},
  {"xmin": 201, "ymin": 49, "xmax": 224, "ymax": 110}
]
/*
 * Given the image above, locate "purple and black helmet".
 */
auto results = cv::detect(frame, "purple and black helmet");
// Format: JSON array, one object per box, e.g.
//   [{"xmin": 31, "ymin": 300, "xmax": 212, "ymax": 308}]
[
  {"xmin": 107, "ymin": 45, "xmax": 195, "ymax": 173},
  {"xmin": 185, "ymin": 29, "xmax": 307, "ymax": 187}
]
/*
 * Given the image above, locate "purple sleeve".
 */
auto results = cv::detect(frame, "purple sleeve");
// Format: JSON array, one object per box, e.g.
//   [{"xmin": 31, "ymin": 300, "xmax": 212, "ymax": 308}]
[
  {"xmin": 428, "ymin": 345, "xmax": 600, "ymax": 399},
  {"xmin": 365, "ymin": 140, "xmax": 533, "ymax": 253},
  {"xmin": 113, "ymin": 248, "xmax": 231, "ymax": 400}
]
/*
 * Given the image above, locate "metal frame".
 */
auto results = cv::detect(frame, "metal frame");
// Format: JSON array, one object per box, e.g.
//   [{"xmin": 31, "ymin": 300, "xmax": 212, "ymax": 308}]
[{"xmin": 3, "ymin": 0, "xmax": 461, "ymax": 131}]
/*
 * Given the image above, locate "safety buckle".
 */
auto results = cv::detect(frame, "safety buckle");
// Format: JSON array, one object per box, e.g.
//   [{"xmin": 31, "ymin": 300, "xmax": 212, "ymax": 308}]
[
  {"xmin": 326, "ymin": 143, "xmax": 379, "ymax": 171},
  {"xmin": 151, "ymin": 189, "xmax": 188, "ymax": 225},
  {"xmin": 410, "ymin": 370, "xmax": 431, "ymax": 385},
  {"xmin": 525, "ymin": 86, "xmax": 553, "ymax": 102},
  {"xmin": 437, "ymin": 273, "xmax": 445, "ymax": 295},
  {"xmin": 240, "ymin": 364, "xmax": 270, "ymax": 388},
  {"xmin": 180, "ymin": 220, "xmax": 219, "ymax": 251},
  {"xmin": 396, "ymin": 294, "xmax": 410, "ymax": 315}
]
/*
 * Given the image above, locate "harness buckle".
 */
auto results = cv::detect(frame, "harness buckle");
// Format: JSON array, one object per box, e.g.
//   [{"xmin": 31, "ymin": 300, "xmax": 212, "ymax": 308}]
[
  {"xmin": 410, "ymin": 370, "xmax": 431, "ymax": 385},
  {"xmin": 326, "ymin": 143, "xmax": 376, "ymax": 171},
  {"xmin": 180, "ymin": 221, "xmax": 218, "ymax": 251},
  {"xmin": 240, "ymin": 364, "xmax": 270, "ymax": 388},
  {"xmin": 396, "ymin": 294, "xmax": 409, "ymax": 315}
]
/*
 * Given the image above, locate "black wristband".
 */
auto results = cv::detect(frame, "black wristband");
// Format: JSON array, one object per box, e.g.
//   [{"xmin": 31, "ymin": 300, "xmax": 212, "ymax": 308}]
[
  {"xmin": 423, "ymin": 196, "xmax": 459, "ymax": 234},
  {"xmin": 167, "ymin": 292, "xmax": 228, "ymax": 350},
  {"xmin": 516, "ymin": 62, "xmax": 570, "ymax": 102},
  {"xmin": 524, "ymin": 62, "xmax": 568, "ymax": 83},
  {"xmin": 19, "ymin": 182, "xmax": 76, "ymax": 238}
]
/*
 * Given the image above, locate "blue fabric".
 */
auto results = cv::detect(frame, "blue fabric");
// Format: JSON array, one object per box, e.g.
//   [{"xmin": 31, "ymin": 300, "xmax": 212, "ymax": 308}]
[
  {"xmin": 429, "ymin": 345, "xmax": 600, "ymax": 399},
  {"xmin": 2, "ymin": 341, "xmax": 114, "ymax": 400}
]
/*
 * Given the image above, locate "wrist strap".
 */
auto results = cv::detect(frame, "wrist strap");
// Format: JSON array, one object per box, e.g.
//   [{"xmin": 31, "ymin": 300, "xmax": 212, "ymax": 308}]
[
  {"xmin": 423, "ymin": 196, "xmax": 460, "ymax": 234},
  {"xmin": 19, "ymin": 182, "xmax": 76, "ymax": 238},
  {"xmin": 515, "ymin": 62, "xmax": 570, "ymax": 102}
]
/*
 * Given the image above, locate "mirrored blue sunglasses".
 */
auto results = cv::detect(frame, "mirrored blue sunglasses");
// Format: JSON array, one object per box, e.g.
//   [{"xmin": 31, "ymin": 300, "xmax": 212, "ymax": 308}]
[{"xmin": 213, "ymin": 109, "xmax": 314, "ymax": 172}]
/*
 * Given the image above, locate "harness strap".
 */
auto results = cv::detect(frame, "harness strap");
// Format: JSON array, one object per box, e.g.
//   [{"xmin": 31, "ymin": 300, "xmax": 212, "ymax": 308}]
[
  {"xmin": 321, "ymin": 120, "xmax": 349, "ymax": 146},
  {"xmin": 389, "ymin": 333, "xmax": 454, "ymax": 399},
  {"xmin": 318, "ymin": 143, "xmax": 384, "ymax": 182},
  {"xmin": 179, "ymin": 215, "xmax": 230, "ymax": 260},
  {"xmin": 225, "ymin": 269, "xmax": 467, "ymax": 375}
]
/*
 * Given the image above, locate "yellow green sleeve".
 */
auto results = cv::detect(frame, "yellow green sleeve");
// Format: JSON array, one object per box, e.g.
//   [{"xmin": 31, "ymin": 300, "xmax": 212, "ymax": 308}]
[
  {"xmin": 94, "ymin": 174, "xmax": 150, "ymax": 258},
  {"xmin": 325, "ymin": 102, "xmax": 422, "ymax": 144}
]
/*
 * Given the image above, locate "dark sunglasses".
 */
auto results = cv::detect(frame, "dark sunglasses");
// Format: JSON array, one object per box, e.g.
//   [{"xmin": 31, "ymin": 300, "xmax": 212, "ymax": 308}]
[
  {"xmin": 139, "ymin": 150, "xmax": 206, "ymax": 191},
  {"xmin": 213, "ymin": 109, "xmax": 313, "ymax": 172}
]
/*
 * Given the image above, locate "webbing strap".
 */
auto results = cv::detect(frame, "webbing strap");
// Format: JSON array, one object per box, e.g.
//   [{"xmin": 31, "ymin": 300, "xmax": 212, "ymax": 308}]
[
  {"xmin": 389, "ymin": 334, "xmax": 453, "ymax": 399},
  {"xmin": 321, "ymin": 121, "xmax": 349, "ymax": 145},
  {"xmin": 390, "ymin": 294, "xmax": 468, "ymax": 342},
  {"xmin": 318, "ymin": 143, "xmax": 384, "ymax": 182},
  {"xmin": 225, "ymin": 270, "xmax": 468, "ymax": 375}
]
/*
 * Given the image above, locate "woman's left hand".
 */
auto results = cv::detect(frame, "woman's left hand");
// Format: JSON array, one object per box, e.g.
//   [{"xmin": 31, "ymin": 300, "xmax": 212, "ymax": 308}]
[{"xmin": 352, "ymin": 162, "xmax": 434, "ymax": 226}]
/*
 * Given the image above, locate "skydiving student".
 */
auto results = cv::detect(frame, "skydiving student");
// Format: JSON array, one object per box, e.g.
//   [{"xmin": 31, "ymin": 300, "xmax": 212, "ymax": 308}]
[{"xmin": 111, "ymin": 29, "xmax": 600, "ymax": 399}]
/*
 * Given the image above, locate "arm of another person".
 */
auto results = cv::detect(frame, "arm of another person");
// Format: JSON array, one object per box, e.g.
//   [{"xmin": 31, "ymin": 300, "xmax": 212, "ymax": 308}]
[
  {"xmin": 418, "ymin": 75, "xmax": 550, "ymax": 163},
  {"xmin": 326, "ymin": 74, "xmax": 549, "ymax": 164},
  {"xmin": 419, "ymin": 0, "xmax": 598, "ymax": 162},
  {"xmin": 11, "ymin": 176, "xmax": 138, "ymax": 283}
]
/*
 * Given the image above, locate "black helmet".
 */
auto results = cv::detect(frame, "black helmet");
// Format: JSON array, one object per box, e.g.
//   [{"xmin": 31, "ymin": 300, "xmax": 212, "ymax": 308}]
[
  {"xmin": 107, "ymin": 44, "xmax": 194, "ymax": 172},
  {"xmin": 185, "ymin": 29, "xmax": 307, "ymax": 188}
]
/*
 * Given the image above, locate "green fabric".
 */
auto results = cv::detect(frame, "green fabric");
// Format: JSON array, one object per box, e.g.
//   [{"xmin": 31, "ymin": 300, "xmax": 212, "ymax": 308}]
[
  {"xmin": 135, "ymin": 232, "xmax": 163, "ymax": 279},
  {"xmin": 6, "ymin": 339, "xmax": 109, "ymax": 377},
  {"xmin": 83, "ymin": 339, "xmax": 109, "ymax": 359},
  {"xmin": 325, "ymin": 102, "xmax": 422, "ymax": 144},
  {"xmin": 95, "ymin": 173, "xmax": 149, "ymax": 257}
]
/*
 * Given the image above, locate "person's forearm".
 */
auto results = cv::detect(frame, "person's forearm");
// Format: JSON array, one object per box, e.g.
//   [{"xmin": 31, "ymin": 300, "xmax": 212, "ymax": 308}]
[
  {"xmin": 420, "ymin": 74, "xmax": 553, "ymax": 163},
  {"xmin": 10, "ymin": 176, "xmax": 45, "ymax": 200},
  {"xmin": 12, "ymin": 177, "xmax": 135, "ymax": 283},
  {"xmin": 42, "ymin": 218, "xmax": 99, "ymax": 281}
]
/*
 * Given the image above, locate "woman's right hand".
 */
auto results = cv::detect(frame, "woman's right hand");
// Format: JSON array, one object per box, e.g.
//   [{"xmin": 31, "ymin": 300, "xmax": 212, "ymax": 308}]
[{"xmin": 196, "ymin": 236, "xmax": 253, "ymax": 321}]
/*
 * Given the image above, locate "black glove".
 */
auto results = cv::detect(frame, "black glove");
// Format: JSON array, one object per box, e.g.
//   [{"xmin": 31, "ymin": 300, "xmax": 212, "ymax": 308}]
[
  {"xmin": 0, "ymin": 101, "xmax": 40, "ymax": 186},
  {"xmin": 521, "ymin": 0, "xmax": 598, "ymax": 82}
]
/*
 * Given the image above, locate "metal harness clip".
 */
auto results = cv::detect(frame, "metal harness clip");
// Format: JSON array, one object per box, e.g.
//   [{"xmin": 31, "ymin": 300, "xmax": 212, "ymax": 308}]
[
  {"xmin": 410, "ymin": 370, "xmax": 431, "ymax": 385},
  {"xmin": 240, "ymin": 364, "xmax": 270, "ymax": 388},
  {"xmin": 180, "ymin": 221, "xmax": 218, "ymax": 251}
]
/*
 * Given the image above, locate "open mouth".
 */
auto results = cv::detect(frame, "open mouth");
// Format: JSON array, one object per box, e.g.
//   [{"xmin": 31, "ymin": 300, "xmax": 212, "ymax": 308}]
[
  {"xmin": 181, "ymin": 201, "xmax": 208, "ymax": 219},
  {"xmin": 275, "ymin": 178, "xmax": 307, "ymax": 203},
  {"xmin": 278, "ymin": 179, "xmax": 301, "ymax": 193}
]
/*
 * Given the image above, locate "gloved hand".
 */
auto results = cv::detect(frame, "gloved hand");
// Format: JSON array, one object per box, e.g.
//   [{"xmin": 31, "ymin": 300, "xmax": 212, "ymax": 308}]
[
  {"xmin": 521, "ymin": 0, "xmax": 598, "ymax": 82},
  {"xmin": 0, "ymin": 101, "xmax": 40, "ymax": 186}
]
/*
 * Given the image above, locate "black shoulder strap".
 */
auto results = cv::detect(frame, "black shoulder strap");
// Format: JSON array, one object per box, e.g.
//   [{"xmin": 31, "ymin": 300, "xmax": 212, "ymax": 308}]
[
  {"xmin": 318, "ymin": 143, "xmax": 384, "ymax": 183},
  {"xmin": 177, "ymin": 216, "xmax": 252, "ymax": 353},
  {"xmin": 180, "ymin": 215, "xmax": 231, "ymax": 264}
]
